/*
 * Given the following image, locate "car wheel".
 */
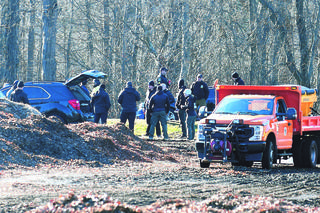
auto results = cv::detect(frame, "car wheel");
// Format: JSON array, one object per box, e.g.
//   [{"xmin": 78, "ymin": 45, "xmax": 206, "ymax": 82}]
[{"xmin": 46, "ymin": 112, "xmax": 67, "ymax": 124}]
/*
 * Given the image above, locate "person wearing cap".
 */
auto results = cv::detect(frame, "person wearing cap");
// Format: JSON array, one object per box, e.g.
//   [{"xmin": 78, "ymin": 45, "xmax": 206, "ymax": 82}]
[
  {"xmin": 118, "ymin": 81, "xmax": 141, "ymax": 132},
  {"xmin": 190, "ymin": 74, "xmax": 209, "ymax": 113},
  {"xmin": 144, "ymin": 80, "xmax": 161, "ymax": 136},
  {"xmin": 6, "ymin": 80, "xmax": 19, "ymax": 99},
  {"xmin": 183, "ymin": 89, "xmax": 196, "ymax": 140},
  {"xmin": 232, "ymin": 72, "xmax": 245, "ymax": 85},
  {"xmin": 80, "ymin": 79, "xmax": 90, "ymax": 96},
  {"xmin": 10, "ymin": 81, "xmax": 29, "ymax": 104},
  {"xmin": 175, "ymin": 79, "xmax": 187, "ymax": 138},
  {"xmin": 90, "ymin": 78, "xmax": 101, "ymax": 97},
  {"xmin": 91, "ymin": 84, "xmax": 111, "ymax": 124},
  {"xmin": 157, "ymin": 67, "xmax": 170, "ymax": 88},
  {"xmin": 148, "ymin": 85, "xmax": 170, "ymax": 140}
]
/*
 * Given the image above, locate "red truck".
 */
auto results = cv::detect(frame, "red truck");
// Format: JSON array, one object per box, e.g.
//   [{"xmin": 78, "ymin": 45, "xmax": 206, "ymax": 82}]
[{"xmin": 196, "ymin": 85, "xmax": 319, "ymax": 169}]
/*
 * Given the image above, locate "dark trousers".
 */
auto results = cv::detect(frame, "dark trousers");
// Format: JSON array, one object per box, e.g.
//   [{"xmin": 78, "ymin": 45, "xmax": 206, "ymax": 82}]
[
  {"xmin": 187, "ymin": 115, "xmax": 196, "ymax": 140},
  {"xmin": 149, "ymin": 111, "xmax": 168, "ymax": 139},
  {"xmin": 146, "ymin": 110, "xmax": 161, "ymax": 136},
  {"xmin": 120, "ymin": 111, "xmax": 136, "ymax": 130},
  {"xmin": 178, "ymin": 110, "xmax": 187, "ymax": 137},
  {"xmin": 94, "ymin": 112, "xmax": 108, "ymax": 124}
]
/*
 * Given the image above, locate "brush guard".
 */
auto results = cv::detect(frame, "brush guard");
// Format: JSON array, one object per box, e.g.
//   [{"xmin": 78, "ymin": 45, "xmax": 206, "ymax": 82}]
[{"xmin": 196, "ymin": 123, "xmax": 255, "ymax": 167}]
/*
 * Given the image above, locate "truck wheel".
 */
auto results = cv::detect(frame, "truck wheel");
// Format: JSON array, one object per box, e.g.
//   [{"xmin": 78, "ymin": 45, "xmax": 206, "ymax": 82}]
[
  {"xmin": 293, "ymin": 139, "xmax": 303, "ymax": 168},
  {"xmin": 262, "ymin": 140, "xmax": 274, "ymax": 169},
  {"xmin": 302, "ymin": 139, "xmax": 318, "ymax": 168},
  {"xmin": 243, "ymin": 161, "xmax": 254, "ymax": 168},
  {"xmin": 200, "ymin": 159, "xmax": 210, "ymax": 168}
]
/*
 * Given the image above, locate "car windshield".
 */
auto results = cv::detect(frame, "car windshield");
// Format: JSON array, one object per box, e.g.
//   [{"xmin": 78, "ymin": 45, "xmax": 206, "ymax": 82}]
[{"xmin": 214, "ymin": 97, "xmax": 274, "ymax": 115}]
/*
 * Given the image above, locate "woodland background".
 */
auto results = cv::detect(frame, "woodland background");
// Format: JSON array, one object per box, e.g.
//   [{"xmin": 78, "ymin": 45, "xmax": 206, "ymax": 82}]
[{"xmin": 1, "ymin": 0, "xmax": 320, "ymax": 116}]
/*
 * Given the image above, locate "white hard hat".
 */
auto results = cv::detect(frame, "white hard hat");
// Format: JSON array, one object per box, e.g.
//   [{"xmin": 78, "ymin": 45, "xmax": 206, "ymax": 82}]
[{"xmin": 184, "ymin": 89, "xmax": 191, "ymax": 97}]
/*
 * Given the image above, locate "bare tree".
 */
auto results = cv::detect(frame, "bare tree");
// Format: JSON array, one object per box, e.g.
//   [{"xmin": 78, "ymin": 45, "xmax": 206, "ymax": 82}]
[
  {"xmin": 5, "ymin": 0, "xmax": 20, "ymax": 83},
  {"xmin": 42, "ymin": 0, "xmax": 58, "ymax": 81}
]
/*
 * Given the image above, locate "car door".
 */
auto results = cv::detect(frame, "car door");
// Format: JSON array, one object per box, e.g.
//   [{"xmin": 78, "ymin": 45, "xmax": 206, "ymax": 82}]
[{"xmin": 275, "ymin": 99, "xmax": 293, "ymax": 149}]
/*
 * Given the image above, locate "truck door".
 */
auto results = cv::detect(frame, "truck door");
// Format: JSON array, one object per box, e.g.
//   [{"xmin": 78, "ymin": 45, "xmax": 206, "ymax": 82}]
[{"xmin": 275, "ymin": 99, "xmax": 293, "ymax": 149}]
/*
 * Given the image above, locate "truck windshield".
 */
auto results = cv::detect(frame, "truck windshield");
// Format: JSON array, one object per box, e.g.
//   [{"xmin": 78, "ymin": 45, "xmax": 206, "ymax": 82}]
[{"xmin": 214, "ymin": 97, "xmax": 274, "ymax": 115}]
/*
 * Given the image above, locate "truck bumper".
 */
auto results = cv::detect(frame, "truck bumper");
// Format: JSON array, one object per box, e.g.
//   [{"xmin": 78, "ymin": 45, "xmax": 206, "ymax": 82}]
[
  {"xmin": 238, "ymin": 141, "xmax": 266, "ymax": 153},
  {"xmin": 195, "ymin": 140, "xmax": 266, "ymax": 162}
]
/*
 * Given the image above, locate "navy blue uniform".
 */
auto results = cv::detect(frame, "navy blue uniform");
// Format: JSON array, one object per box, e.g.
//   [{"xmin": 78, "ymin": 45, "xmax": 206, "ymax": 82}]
[
  {"xmin": 176, "ymin": 82, "xmax": 187, "ymax": 138},
  {"xmin": 234, "ymin": 77, "xmax": 245, "ymax": 85},
  {"xmin": 10, "ymin": 89, "xmax": 29, "ymax": 104},
  {"xmin": 145, "ymin": 86, "xmax": 161, "ymax": 136},
  {"xmin": 148, "ymin": 89, "xmax": 170, "ymax": 139},
  {"xmin": 91, "ymin": 86, "xmax": 111, "ymax": 124},
  {"xmin": 118, "ymin": 86, "xmax": 141, "ymax": 130}
]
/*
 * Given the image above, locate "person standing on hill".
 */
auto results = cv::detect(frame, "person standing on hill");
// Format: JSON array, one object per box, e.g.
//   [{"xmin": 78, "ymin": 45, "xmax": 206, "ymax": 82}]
[
  {"xmin": 148, "ymin": 85, "xmax": 170, "ymax": 140},
  {"xmin": 91, "ymin": 84, "xmax": 111, "ymax": 124},
  {"xmin": 10, "ymin": 81, "xmax": 29, "ymax": 104},
  {"xmin": 191, "ymin": 74, "xmax": 209, "ymax": 113},
  {"xmin": 157, "ymin": 67, "xmax": 170, "ymax": 88},
  {"xmin": 176, "ymin": 79, "xmax": 187, "ymax": 138},
  {"xmin": 118, "ymin": 81, "xmax": 141, "ymax": 132},
  {"xmin": 232, "ymin": 72, "xmax": 245, "ymax": 85}
]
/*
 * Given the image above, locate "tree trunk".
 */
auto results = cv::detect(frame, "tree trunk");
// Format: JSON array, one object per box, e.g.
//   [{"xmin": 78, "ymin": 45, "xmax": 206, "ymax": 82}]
[
  {"xmin": 249, "ymin": 0, "xmax": 257, "ymax": 84},
  {"xmin": 27, "ymin": 0, "xmax": 36, "ymax": 81},
  {"xmin": 65, "ymin": 0, "xmax": 74, "ymax": 80},
  {"xmin": 42, "ymin": 0, "xmax": 58, "ymax": 81},
  {"xmin": 86, "ymin": 0, "xmax": 94, "ymax": 68},
  {"xmin": 296, "ymin": 0, "xmax": 310, "ymax": 87},
  {"xmin": 5, "ymin": 0, "xmax": 20, "ymax": 83}
]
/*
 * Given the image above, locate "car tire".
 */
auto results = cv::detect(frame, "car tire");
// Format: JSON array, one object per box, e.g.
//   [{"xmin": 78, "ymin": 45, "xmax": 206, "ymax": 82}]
[{"xmin": 46, "ymin": 112, "xmax": 67, "ymax": 124}]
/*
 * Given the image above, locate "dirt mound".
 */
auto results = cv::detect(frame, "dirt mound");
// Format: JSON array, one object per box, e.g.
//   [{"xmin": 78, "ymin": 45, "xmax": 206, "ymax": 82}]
[{"xmin": 0, "ymin": 104, "xmax": 176, "ymax": 169}]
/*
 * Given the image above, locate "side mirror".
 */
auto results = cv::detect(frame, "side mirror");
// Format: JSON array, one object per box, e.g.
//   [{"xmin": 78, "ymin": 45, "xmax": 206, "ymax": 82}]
[{"xmin": 286, "ymin": 108, "xmax": 297, "ymax": 120}]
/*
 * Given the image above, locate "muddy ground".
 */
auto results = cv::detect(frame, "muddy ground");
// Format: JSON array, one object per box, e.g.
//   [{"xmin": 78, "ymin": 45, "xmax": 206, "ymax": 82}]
[{"xmin": 1, "ymin": 139, "xmax": 320, "ymax": 212}]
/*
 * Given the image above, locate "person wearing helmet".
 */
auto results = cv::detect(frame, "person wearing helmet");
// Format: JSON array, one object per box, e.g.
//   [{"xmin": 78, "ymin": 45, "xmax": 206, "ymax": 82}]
[
  {"xmin": 183, "ymin": 89, "xmax": 196, "ymax": 140},
  {"xmin": 232, "ymin": 72, "xmax": 245, "ymax": 85}
]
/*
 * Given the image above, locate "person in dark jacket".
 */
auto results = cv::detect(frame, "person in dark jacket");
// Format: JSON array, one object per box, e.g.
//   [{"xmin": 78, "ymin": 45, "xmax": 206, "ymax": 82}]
[
  {"xmin": 148, "ymin": 86, "xmax": 170, "ymax": 140},
  {"xmin": 118, "ymin": 81, "xmax": 141, "ymax": 131},
  {"xmin": 157, "ymin": 67, "xmax": 170, "ymax": 88},
  {"xmin": 80, "ymin": 79, "xmax": 90, "ymax": 96},
  {"xmin": 232, "ymin": 72, "xmax": 245, "ymax": 85},
  {"xmin": 161, "ymin": 83, "xmax": 175, "ymax": 110},
  {"xmin": 10, "ymin": 81, "xmax": 29, "ymax": 104},
  {"xmin": 6, "ymin": 80, "xmax": 19, "ymax": 99},
  {"xmin": 91, "ymin": 84, "xmax": 111, "ymax": 124},
  {"xmin": 183, "ymin": 89, "xmax": 197, "ymax": 140},
  {"xmin": 175, "ymin": 79, "xmax": 187, "ymax": 138},
  {"xmin": 191, "ymin": 74, "xmax": 209, "ymax": 113},
  {"xmin": 144, "ymin": 81, "xmax": 161, "ymax": 136}
]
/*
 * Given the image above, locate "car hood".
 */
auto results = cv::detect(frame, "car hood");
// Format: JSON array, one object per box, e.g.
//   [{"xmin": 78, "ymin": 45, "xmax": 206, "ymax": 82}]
[{"xmin": 65, "ymin": 70, "xmax": 107, "ymax": 86}]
